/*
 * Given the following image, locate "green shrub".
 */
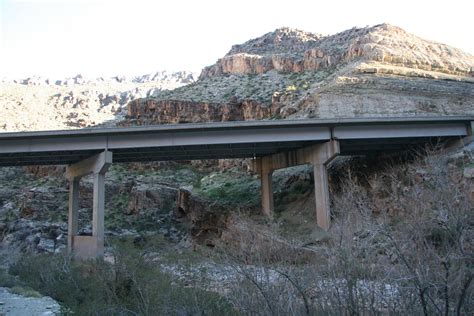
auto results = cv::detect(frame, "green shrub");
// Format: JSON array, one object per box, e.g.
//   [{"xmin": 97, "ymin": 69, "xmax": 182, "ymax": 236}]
[
  {"xmin": 10, "ymin": 285, "xmax": 42, "ymax": 298},
  {"xmin": 199, "ymin": 171, "xmax": 259, "ymax": 207},
  {"xmin": 9, "ymin": 242, "xmax": 236, "ymax": 315}
]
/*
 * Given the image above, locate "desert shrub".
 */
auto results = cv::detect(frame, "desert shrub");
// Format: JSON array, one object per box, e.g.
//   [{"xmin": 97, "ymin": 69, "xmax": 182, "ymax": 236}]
[
  {"xmin": 214, "ymin": 150, "xmax": 473, "ymax": 315},
  {"xmin": 198, "ymin": 171, "xmax": 259, "ymax": 207},
  {"xmin": 9, "ymin": 241, "xmax": 235, "ymax": 315},
  {"xmin": 9, "ymin": 285, "xmax": 42, "ymax": 298},
  {"xmin": 214, "ymin": 215, "xmax": 324, "ymax": 315},
  {"xmin": 324, "ymin": 151, "xmax": 473, "ymax": 315}
]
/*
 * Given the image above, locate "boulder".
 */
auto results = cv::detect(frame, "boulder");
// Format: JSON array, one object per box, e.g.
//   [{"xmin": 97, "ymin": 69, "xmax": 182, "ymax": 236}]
[
  {"xmin": 37, "ymin": 238, "xmax": 55, "ymax": 253},
  {"xmin": 176, "ymin": 188, "xmax": 230, "ymax": 245},
  {"xmin": 463, "ymin": 167, "xmax": 474, "ymax": 179}
]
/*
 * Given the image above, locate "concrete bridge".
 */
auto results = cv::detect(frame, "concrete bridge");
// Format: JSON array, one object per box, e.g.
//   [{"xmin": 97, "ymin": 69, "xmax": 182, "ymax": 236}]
[{"xmin": 0, "ymin": 116, "xmax": 472, "ymax": 258}]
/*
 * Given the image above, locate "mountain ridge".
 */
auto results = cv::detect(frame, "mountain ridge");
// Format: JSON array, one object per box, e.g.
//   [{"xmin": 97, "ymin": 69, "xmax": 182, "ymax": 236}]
[
  {"xmin": 1, "ymin": 23, "xmax": 473, "ymax": 132},
  {"xmin": 126, "ymin": 23, "xmax": 474, "ymax": 126},
  {"xmin": 0, "ymin": 71, "xmax": 197, "ymax": 132},
  {"xmin": 201, "ymin": 23, "xmax": 473, "ymax": 78}
]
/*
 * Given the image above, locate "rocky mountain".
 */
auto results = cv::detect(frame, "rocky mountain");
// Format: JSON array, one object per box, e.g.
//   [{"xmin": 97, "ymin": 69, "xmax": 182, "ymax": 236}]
[
  {"xmin": 0, "ymin": 71, "xmax": 196, "ymax": 132},
  {"xmin": 2, "ymin": 24, "xmax": 473, "ymax": 131},
  {"xmin": 126, "ymin": 24, "xmax": 474, "ymax": 126},
  {"xmin": 201, "ymin": 25, "xmax": 473, "ymax": 77}
]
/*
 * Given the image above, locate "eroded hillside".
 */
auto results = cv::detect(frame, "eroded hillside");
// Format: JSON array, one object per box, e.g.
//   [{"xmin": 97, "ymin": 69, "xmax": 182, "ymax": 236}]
[{"xmin": 127, "ymin": 24, "xmax": 474, "ymax": 125}]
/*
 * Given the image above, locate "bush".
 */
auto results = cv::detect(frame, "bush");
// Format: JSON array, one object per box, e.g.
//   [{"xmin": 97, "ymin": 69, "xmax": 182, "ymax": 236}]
[
  {"xmin": 213, "ymin": 151, "xmax": 473, "ymax": 315},
  {"xmin": 9, "ymin": 241, "xmax": 236, "ymax": 315},
  {"xmin": 4, "ymin": 151, "xmax": 472, "ymax": 315},
  {"xmin": 10, "ymin": 285, "xmax": 42, "ymax": 298}
]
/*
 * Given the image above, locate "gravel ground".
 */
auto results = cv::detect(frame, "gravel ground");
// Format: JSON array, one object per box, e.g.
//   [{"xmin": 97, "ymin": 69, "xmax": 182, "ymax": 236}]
[{"xmin": 0, "ymin": 288, "xmax": 60, "ymax": 316}]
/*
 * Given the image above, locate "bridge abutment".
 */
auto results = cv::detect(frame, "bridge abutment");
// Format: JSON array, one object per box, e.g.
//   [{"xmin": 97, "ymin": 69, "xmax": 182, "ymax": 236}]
[
  {"xmin": 253, "ymin": 140, "xmax": 339, "ymax": 230},
  {"xmin": 66, "ymin": 151, "xmax": 112, "ymax": 260}
]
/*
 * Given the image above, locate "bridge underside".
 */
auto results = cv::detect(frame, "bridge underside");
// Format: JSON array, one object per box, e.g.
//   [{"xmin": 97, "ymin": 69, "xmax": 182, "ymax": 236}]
[
  {"xmin": 21, "ymin": 136, "xmax": 469, "ymax": 259},
  {"xmin": 0, "ymin": 141, "xmax": 317, "ymax": 166},
  {"xmin": 0, "ymin": 137, "xmax": 452, "ymax": 167},
  {"xmin": 0, "ymin": 117, "xmax": 472, "ymax": 259}
]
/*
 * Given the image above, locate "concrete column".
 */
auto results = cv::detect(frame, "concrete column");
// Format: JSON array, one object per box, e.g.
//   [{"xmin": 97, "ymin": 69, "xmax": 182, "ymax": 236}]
[
  {"xmin": 66, "ymin": 150, "xmax": 112, "ymax": 259},
  {"xmin": 261, "ymin": 168, "xmax": 274, "ymax": 218},
  {"xmin": 251, "ymin": 141, "xmax": 339, "ymax": 230},
  {"xmin": 92, "ymin": 172, "xmax": 105, "ymax": 250},
  {"xmin": 256, "ymin": 157, "xmax": 274, "ymax": 217},
  {"xmin": 67, "ymin": 177, "xmax": 80, "ymax": 252},
  {"xmin": 313, "ymin": 163, "xmax": 331, "ymax": 230}
]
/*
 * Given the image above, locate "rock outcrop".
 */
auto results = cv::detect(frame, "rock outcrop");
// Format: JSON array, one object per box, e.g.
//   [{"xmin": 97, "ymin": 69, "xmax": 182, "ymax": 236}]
[
  {"xmin": 0, "ymin": 166, "xmax": 190, "ymax": 252},
  {"xmin": 201, "ymin": 24, "xmax": 474, "ymax": 78},
  {"xmin": 124, "ymin": 98, "xmax": 276, "ymax": 125},
  {"xmin": 126, "ymin": 24, "xmax": 474, "ymax": 124},
  {"xmin": 176, "ymin": 188, "xmax": 229, "ymax": 245}
]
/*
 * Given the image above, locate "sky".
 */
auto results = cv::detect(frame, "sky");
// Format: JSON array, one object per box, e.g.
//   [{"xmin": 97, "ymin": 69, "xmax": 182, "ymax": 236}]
[{"xmin": 1, "ymin": 0, "xmax": 473, "ymax": 79}]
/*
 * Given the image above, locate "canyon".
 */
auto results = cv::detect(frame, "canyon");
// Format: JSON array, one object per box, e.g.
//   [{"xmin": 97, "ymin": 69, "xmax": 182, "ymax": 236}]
[{"xmin": 0, "ymin": 23, "xmax": 473, "ymax": 314}]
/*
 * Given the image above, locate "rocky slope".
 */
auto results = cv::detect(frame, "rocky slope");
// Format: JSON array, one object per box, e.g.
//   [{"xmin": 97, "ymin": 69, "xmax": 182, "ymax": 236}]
[
  {"xmin": 0, "ymin": 71, "xmax": 196, "ymax": 132},
  {"xmin": 127, "ymin": 24, "xmax": 474, "ymax": 125},
  {"xmin": 201, "ymin": 25, "xmax": 473, "ymax": 77}
]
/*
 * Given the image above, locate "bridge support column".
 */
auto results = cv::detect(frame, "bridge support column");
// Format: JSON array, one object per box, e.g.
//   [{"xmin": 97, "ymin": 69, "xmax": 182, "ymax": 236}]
[
  {"xmin": 253, "ymin": 141, "xmax": 339, "ymax": 230},
  {"xmin": 313, "ymin": 163, "xmax": 331, "ymax": 230},
  {"xmin": 256, "ymin": 157, "xmax": 274, "ymax": 217},
  {"xmin": 66, "ymin": 151, "xmax": 112, "ymax": 260},
  {"xmin": 67, "ymin": 177, "xmax": 79, "ymax": 251}
]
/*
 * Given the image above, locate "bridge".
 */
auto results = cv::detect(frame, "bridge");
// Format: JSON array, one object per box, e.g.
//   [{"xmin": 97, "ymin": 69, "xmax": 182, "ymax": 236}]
[{"xmin": 0, "ymin": 116, "xmax": 472, "ymax": 258}]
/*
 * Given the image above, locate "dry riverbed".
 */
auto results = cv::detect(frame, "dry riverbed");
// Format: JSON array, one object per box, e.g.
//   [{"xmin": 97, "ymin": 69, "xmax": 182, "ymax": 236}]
[{"xmin": 0, "ymin": 287, "xmax": 60, "ymax": 316}]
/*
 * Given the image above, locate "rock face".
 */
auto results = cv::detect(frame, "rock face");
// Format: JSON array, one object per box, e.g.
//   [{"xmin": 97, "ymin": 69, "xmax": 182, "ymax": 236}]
[
  {"xmin": 127, "ymin": 183, "xmax": 178, "ymax": 215},
  {"xmin": 124, "ymin": 99, "xmax": 275, "ymax": 125},
  {"xmin": 127, "ymin": 24, "xmax": 474, "ymax": 124},
  {"xmin": 0, "ymin": 166, "xmax": 188, "ymax": 252},
  {"xmin": 201, "ymin": 25, "xmax": 473, "ymax": 78},
  {"xmin": 176, "ymin": 188, "xmax": 229, "ymax": 245}
]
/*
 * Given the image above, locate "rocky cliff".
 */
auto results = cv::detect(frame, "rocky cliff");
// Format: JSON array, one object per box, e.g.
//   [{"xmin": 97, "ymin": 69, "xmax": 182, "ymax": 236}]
[
  {"xmin": 201, "ymin": 24, "xmax": 473, "ymax": 77},
  {"xmin": 124, "ymin": 99, "xmax": 275, "ymax": 126},
  {"xmin": 127, "ymin": 24, "xmax": 474, "ymax": 125}
]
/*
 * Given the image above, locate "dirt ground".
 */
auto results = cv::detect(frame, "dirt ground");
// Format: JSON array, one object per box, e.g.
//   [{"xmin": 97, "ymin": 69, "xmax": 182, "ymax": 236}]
[{"xmin": 0, "ymin": 287, "xmax": 60, "ymax": 316}]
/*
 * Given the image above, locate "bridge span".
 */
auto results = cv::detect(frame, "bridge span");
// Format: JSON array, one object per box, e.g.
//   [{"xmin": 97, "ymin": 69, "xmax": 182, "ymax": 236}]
[{"xmin": 0, "ymin": 116, "xmax": 472, "ymax": 258}]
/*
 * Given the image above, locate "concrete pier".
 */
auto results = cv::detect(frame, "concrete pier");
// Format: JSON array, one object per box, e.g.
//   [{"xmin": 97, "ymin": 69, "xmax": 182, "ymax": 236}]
[
  {"xmin": 253, "ymin": 141, "xmax": 340, "ymax": 230},
  {"xmin": 66, "ymin": 150, "xmax": 112, "ymax": 259}
]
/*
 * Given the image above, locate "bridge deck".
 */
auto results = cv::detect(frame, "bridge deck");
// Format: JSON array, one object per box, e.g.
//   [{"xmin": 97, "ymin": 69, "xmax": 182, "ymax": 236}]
[{"xmin": 0, "ymin": 116, "xmax": 472, "ymax": 166}]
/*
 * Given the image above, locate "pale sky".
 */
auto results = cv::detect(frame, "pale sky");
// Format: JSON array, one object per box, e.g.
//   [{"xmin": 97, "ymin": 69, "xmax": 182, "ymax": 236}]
[{"xmin": 1, "ymin": 0, "xmax": 473, "ymax": 79}]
